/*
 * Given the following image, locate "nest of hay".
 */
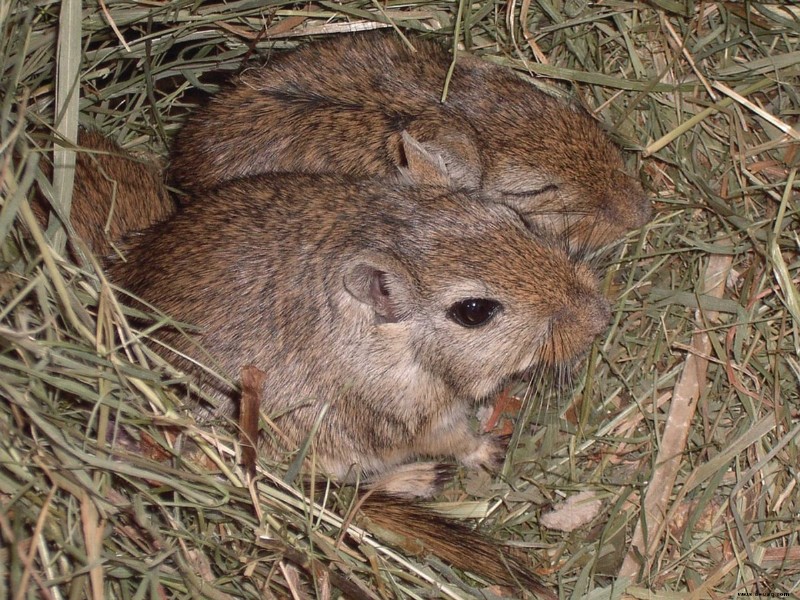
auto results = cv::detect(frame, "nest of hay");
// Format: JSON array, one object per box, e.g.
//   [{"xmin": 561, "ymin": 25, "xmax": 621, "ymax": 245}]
[{"xmin": 2, "ymin": 1, "xmax": 798, "ymax": 598}]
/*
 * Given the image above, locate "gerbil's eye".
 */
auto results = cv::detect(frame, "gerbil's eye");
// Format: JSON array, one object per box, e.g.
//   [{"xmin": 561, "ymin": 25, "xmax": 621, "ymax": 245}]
[
  {"xmin": 504, "ymin": 183, "xmax": 558, "ymax": 198},
  {"xmin": 447, "ymin": 299, "xmax": 502, "ymax": 328}
]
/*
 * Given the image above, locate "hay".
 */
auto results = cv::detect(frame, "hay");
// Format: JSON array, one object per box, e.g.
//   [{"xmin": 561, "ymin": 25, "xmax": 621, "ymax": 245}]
[{"xmin": 2, "ymin": 1, "xmax": 798, "ymax": 598}]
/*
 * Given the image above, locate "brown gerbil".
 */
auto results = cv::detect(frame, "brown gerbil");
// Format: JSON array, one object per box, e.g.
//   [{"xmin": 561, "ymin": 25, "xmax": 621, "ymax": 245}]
[
  {"xmin": 170, "ymin": 31, "xmax": 650, "ymax": 253},
  {"xmin": 107, "ymin": 173, "xmax": 610, "ymax": 497},
  {"xmin": 32, "ymin": 130, "xmax": 176, "ymax": 258},
  {"xmin": 80, "ymin": 139, "xmax": 604, "ymax": 597}
]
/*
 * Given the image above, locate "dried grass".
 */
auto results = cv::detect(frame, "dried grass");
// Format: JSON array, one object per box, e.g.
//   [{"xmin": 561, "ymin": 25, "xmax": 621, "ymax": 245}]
[{"xmin": 2, "ymin": 1, "xmax": 799, "ymax": 598}]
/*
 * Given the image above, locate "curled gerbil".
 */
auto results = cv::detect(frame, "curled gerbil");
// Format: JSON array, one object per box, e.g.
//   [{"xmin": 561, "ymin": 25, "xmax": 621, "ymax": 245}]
[
  {"xmin": 170, "ymin": 31, "xmax": 651, "ymax": 253},
  {"xmin": 61, "ymin": 132, "xmax": 597, "ymax": 599},
  {"xmin": 107, "ymin": 173, "xmax": 609, "ymax": 498}
]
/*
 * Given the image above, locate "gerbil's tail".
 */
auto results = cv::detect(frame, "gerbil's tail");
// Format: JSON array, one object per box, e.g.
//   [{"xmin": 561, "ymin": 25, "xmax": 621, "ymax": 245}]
[
  {"xmin": 34, "ymin": 130, "xmax": 176, "ymax": 259},
  {"xmin": 357, "ymin": 494, "xmax": 557, "ymax": 600}
]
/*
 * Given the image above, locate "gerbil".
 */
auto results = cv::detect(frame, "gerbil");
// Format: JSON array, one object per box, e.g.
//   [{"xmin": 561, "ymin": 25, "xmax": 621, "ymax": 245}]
[
  {"xmin": 86, "ymin": 159, "xmax": 603, "ymax": 597},
  {"xmin": 170, "ymin": 31, "xmax": 650, "ymax": 253},
  {"xmin": 33, "ymin": 131, "xmax": 176, "ymax": 258},
  {"xmin": 107, "ymin": 173, "xmax": 610, "ymax": 496}
]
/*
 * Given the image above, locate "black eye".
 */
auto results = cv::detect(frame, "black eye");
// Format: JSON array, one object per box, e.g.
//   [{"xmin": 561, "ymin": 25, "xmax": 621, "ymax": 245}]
[{"xmin": 447, "ymin": 299, "xmax": 502, "ymax": 328}]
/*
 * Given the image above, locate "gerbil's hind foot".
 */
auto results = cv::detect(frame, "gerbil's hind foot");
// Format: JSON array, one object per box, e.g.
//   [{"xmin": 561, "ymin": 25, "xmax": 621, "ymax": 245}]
[
  {"xmin": 367, "ymin": 462, "xmax": 455, "ymax": 500},
  {"xmin": 357, "ymin": 495, "xmax": 557, "ymax": 600},
  {"xmin": 459, "ymin": 434, "xmax": 510, "ymax": 473}
]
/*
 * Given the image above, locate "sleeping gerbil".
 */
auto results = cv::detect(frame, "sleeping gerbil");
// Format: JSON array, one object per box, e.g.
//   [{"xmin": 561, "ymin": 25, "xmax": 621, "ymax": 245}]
[{"xmin": 170, "ymin": 31, "xmax": 651, "ymax": 253}]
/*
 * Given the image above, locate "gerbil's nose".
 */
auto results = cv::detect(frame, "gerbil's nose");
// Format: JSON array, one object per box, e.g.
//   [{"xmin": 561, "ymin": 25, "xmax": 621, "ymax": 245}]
[
  {"xmin": 608, "ymin": 173, "xmax": 652, "ymax": 230},
  {"xmin": 557, "ymin": 290, "xmax": 610, "ymax": 336},
  {"xmin": 549, "ymin": 289, "xmax": 610, "ymax": 365},
  {"xmin": 583, "ymin": 291, "xmax": 612, "ymax": 338}
]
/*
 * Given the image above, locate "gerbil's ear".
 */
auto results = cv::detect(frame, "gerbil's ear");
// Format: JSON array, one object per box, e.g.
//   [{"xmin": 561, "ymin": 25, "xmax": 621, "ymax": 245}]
[
  {"xmin": 343, "ymin": 252, "xmax": 413, "ymax": 324},
  {"xmin": 400, "ymin": 131, "xmax": 450, "ymax": 186},
  {"xmin": 399, "ymin": 130, "xmax": 481, "ymax": 188}
]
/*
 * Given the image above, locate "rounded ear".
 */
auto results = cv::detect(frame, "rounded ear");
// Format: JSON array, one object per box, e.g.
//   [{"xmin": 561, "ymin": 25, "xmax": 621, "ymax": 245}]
[
  {"xmin": 343, "ymin": 252, "xmax": 414, "ymax": 324},
  {"xmin": 399, "ymin": 129, "xmax": 481, "ymax": 188}
]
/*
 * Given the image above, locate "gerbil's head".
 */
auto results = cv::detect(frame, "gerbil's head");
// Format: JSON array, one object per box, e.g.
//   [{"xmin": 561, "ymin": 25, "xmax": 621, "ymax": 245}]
[
  {"xmin": 341, "ymin": 190, "xmax": 610, "ymax": 400},
  {"xmin": 422, "ymin": 66, "xmax": 652, "ymax": 253},
  {"xmin": 475, "ymin": 95, "xmax": 651, "ymax": 255}
]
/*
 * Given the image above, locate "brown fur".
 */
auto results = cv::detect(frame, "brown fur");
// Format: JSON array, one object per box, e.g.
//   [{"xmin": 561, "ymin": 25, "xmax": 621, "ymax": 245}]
[
  {"xmin": 107, "ymin": 173, "xmax": 609, "ymax": 494},
  {"xmin": 358, "ymin": 495, "xmax": 557, "ymax": 599},
  {"xmin": 170, "ymin": 31, "xmax": 651, "ymax": 253},
  {"xmin": 66, "ymin": 135, "xmax": 603, "ymax": 595},
  {"xmin": 33, "ymin": 131, "xmax": 176, "ymax": 258}
]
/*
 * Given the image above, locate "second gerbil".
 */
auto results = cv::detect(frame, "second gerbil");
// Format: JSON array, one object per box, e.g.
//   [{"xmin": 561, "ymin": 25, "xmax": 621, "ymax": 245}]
[{"xmin": 170, "ymin": 31, "xmax": 651, "ymax": 253}]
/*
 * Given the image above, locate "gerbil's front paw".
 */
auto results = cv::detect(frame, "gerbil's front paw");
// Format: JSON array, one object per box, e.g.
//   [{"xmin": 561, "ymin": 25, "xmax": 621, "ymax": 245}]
[{"xmin": 459, "ymin": 434, "xmax": 510, "ymax": 472}]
